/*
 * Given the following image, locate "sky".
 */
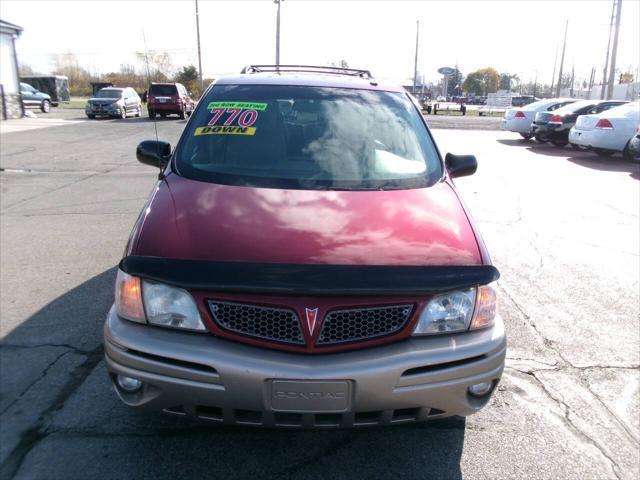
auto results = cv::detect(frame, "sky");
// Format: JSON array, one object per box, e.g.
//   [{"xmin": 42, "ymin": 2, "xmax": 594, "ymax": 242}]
[{"xmin": 3, "ymin": 0, "xmax": 640, "ymax": 87}]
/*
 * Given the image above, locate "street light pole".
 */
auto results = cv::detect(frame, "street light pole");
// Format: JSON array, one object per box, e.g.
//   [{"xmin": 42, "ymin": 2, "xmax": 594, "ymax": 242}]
[
  {"xmin": 195, "ymin": 0, "xmax": 203, "ymax": 93},
  {"xmin": 413, "ymin": 20, "xmax": 419, "ymax": 94},
  {"xmin": 555, "ymin": 20, "xmax": 568, "ymax": 98},
  {"xmin": 275, "ymin": 0, "xmax": 284, "ymax": 66}
]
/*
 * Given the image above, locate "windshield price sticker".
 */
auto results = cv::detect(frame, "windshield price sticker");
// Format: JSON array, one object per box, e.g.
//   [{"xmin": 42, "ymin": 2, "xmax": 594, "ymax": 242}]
[{"xmin": 195, "ymin": 101, "xmax": 267, "ymax": 136}]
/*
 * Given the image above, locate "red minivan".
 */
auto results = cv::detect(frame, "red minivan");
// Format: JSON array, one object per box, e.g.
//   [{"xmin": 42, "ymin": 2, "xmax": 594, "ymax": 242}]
[
  {"xmin": 105, "ymin": 65, "xmax": 505, "ymax": 428},
  {"xmin": 147, "ymin": 82, "xmax": 194, "ymax": 119}
]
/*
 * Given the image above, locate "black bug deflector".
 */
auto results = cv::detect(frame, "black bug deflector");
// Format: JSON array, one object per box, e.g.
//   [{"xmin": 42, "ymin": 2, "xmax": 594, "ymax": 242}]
[{"xmin": 119, "ymin": 256, "xmax": 499, "ymax": 296}]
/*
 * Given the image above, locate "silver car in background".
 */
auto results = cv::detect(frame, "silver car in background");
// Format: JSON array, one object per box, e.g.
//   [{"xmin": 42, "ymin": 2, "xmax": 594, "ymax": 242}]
[
  {"xmin": 85, "ymin": 87, "xmax": 142, "ymax": 119},
  {"xmin": 501, "ymin": 98, "xmax": 576, "ymax": 139},
  {"xmin": 569, "ymin": 101, "xmax": 640, "ymax": 159}
]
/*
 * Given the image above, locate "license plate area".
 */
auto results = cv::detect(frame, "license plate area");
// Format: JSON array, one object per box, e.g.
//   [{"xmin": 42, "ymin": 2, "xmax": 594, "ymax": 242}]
[{"xmin": 268, "ymin": 380, "xmax": 352, "ymax": 412}]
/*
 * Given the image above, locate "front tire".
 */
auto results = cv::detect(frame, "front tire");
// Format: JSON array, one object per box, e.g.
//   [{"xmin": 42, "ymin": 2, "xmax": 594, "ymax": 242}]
[
  {"xmin": 120, "ymin": 106, "xmax": 127, "ymax": 119},
  {"xmin": 519, "ymin": 133, "xmax": 533, "ymax": 140},
  {"xmin": 135, "ymin": 104, "xmax": 141, "ymax": 117},
  {"xmin": 551, "ymin": 140, "xmax": 568, "ymax": 147},
  {"xmin": 179, "ymin": 107, "xmax": 186, "ymax": 120},
  {"xmin": 534, "ymin": 133, "xmax": 549, "ymax": 143},
  {"xmin": 149, "ymin": 111, "xmax": 156, "ymax": 119},
  {"xmin": 87, "ymin": 114, "xmax": 95, "ymax": 119},
  {"xmin": 41, "ymin": 100, "xmax": 50, "ymax": 113}
]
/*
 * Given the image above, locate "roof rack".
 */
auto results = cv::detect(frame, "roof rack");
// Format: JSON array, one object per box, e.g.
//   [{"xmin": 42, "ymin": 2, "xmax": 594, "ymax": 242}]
[{"xmin": 240, "ymin": 65, "xmax": 373, "ymax": 79}]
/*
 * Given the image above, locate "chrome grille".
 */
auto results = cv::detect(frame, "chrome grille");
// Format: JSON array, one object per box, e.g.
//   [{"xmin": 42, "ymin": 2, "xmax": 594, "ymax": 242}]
[
  {"xmin": 317, "ymin": 305, "xmax": 413, "ymax": 345},
  {"xmin": 208, "ymin": 301, "xmax": 304, "ymax": 344}
]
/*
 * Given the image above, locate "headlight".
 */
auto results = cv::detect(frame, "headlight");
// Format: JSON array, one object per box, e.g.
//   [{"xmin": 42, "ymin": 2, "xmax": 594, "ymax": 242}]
[
  {"xmin": 142, "ymin": 281, "xmax": 206, "ymax": 331},
  {"xmin": 413, "ymin": 288, "xmax": 476, "ymax": 335},
  {"xmin": 412, "ymin": 283, "xmax": 497, "ymax": 335},
  {"xmin": 114, "ymin": 269, "xmax": 206, "ymax": 332}
]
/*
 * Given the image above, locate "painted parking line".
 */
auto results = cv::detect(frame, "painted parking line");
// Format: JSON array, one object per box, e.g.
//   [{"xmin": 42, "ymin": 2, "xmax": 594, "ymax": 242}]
[{"xmin": 0, "ymin": 118, "xmax": 87, "ymax": 134}]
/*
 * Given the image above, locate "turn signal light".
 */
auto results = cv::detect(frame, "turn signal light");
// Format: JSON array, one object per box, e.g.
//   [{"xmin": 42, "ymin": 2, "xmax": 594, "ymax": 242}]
[
  {"xmin": 595, "ymin": 119, "xmax": 614, "ymax": 129},
  {"xmin": 470, "ymin": 284, "xmax": 497, "ymax": 330},
  {"xmin": 514, "ymin": 110, "xmax": 526, "ymax": 118},
  {"xmin": 115, "ymin": 270, "xmax": 145, "ymax": 323}
]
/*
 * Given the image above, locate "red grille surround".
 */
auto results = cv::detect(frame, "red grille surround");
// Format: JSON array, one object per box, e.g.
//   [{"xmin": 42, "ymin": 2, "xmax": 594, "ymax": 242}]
[{"xmin": 191, "ymin": 291, "xmax": 429, "ymax": 354}]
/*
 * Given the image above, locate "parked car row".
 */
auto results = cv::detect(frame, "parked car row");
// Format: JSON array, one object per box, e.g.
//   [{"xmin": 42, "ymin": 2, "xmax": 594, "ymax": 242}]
[
  {"xmin": 502, "ymin": 98, "xmax": 639, "ymax": 161},
  {"xmin": 85, "ymin": 82, "xmax": 195, "ymax": 120}
]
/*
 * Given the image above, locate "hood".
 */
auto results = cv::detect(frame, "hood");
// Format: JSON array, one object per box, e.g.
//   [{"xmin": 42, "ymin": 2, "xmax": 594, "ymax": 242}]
[{"xmin": 132, "ymin": 174, "xmax": 482, "ymax": 266}]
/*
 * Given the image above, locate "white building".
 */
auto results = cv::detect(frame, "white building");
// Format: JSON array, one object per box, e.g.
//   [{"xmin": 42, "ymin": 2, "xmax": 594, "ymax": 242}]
[{"xmin": 0, "ymin": 19, "xmax": 24, "ymax": 120}]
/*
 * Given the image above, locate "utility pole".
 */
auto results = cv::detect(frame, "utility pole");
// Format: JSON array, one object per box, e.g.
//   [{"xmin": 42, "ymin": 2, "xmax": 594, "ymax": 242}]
[
  {"xmin": 601, "ymin": 0, "xmax": 615, "ymax": 99},
  {"xmin": 413, "ymin": 20, "xmax": 419, "ymax": 94},
  {"xmin": 550, "ymin": 43, "xmax": 558, "ymax": 96},
  {"xmin": 275, "ymin": 0, "xmax": 284, "ymax": 66},
  {"xmin": 533, "ymin": 70, "xmax": 538, "ymax": 97},
  {"xmin": 555, "ymin": 20, "xmax": 568, "ymax": 98},
  {"xmin": 588, "ymin": 67, "xmax": 596, "ymax": 99},
  {"xmin": 606, "ymin": 0, "xmax": 622, "ymax": 99},
  {"xmin": 195, "ymin": 0, "xmax": 203, "ymax": 92}
]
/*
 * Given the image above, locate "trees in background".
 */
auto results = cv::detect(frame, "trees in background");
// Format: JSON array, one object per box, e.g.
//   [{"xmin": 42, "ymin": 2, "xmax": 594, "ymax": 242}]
[
  {"xmin": 462, "ymin": 67, "xmax": 500, "ymax": 96},
  {"xmin": 51, "ymin": 52, "xmax": 92, "ymax": 96},
  {"xmin": 499, "ymin": 73, "xmax": 519, "ymax": 91}
]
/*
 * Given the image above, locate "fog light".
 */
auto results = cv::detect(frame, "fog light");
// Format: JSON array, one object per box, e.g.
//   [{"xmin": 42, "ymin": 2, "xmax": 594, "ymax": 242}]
[
  {"xmin": 468, "ymin": 381, "xmax": 493, "ymax": 397},
  {"xmin": 116, "ymin": 375, "xmax": 142, "ymax": 392}
]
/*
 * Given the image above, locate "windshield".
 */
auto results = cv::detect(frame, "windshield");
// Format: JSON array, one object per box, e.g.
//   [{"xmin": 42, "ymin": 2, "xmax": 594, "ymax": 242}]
[
  {"xmin": 553, "ymin": 100, "xmax": 600, "ymax": 115},
  {"xmin": 175, "ymin": 85, "xmax": 442, "ymax": 190},
  {"xmin": 149, "ymin": 85, "xmax": 177, "ymax": 96},
  {"xmin": 95, "ymin": 89, "xmax": 122, "ymax": 99}
]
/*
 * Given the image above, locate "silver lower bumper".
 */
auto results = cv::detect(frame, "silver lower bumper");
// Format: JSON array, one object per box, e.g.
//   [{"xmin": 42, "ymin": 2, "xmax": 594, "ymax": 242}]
[{"xmin": 104, "ymin": 306, "xmax": 506, "ymax": 427}]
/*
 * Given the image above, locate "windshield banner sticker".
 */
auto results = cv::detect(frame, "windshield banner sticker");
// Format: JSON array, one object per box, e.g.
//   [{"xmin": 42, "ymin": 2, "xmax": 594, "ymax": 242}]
[
  {"xmin": 194, "ymin": 125, "xmax": 256, "ymax": 136},
  {"xmin": 206, "ymin": 102, "xmax": 268, "ymax": 111},
  {"xmin": 195, "ymin": 101, "xmax": 267, "ymax": 135}
]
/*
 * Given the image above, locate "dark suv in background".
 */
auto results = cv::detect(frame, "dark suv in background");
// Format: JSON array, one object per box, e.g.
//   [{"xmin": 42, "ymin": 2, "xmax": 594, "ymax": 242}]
[
  {"xmin": 147, "ymin": 82, "xmax": 194, "ymax": 119},
  {"xmin": 20, "ymin": 82, "xmax": 53, "ymax": 113}
]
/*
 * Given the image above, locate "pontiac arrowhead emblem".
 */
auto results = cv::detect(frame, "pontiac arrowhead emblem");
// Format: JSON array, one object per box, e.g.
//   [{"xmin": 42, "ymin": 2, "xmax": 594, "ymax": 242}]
[{"xmin": 305, "ymin": 308, "xmax": 319, "ymax": 335}]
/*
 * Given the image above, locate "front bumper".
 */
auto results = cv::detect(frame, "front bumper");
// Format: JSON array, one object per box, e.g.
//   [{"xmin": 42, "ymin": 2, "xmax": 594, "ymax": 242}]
[
  {"xmin": 104, "ymin": 306, "xmax": 506, "ymax": 427},
  {"xmin": 86, "ymin": 105, "xmax": 121, "ymax": 116}
]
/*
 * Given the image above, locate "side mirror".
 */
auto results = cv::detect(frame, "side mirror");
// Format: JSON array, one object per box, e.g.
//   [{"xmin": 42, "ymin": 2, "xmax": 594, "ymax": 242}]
[
  {"xmin": 445, "ymin": 153, "xmax": 477, "ymax": 178},
  {"xmin": 136, "ymin": 140, "xmax": 171, "ymax": 169}
]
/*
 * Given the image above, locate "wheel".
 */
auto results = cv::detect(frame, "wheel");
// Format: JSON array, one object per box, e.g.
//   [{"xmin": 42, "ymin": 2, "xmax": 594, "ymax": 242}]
[
  {"xmin": 186, "ymin": 108, "xmax": 192, "ymax": 117},
  {"xmin": 179, "ymin": 107, "xmax": 186, "ymax": 120},
  {"xmin": 534, "ymin": 133, "xmax": 549, "ymax": 143},
  {"xmin": 135, "ymin": 104, "xmax": 141, "ymax": 117},
  {"xmin": 551, "ymin": 140, "xmax": 568, "ymax": 147},
  {"xmin": 120, "ymin": 106, "xmax": 127, "ymax": 119},
  {"xmin": 160, "ymin": 113, "xmax": 167, "ymax": 118},
  {"xmin": 623, "ymin": 141, "xmax": 640, "ymax": 162},
  {"xmin": 571, "ymin": 143, "xmax": 588, "ymax": 151},
  {"xmin": 149, "ymin": 111, "xmax": 156, "ymax": 119},
  {"xmin": 519, "ymin": 133, "xmax": 533, "ymax": 140},
  {"xmin": 594, "ymin": 148, "xmax": 614, "ymax": 157},
  {"xmin": 51, "ymin": 102, "xmax": 59, "ymax": 107},
  {"xmin": 40, "ymin": 100, "xmax": 50, "ymax": 113},
  {"xmin": 87, "ymin": 114, "xmax": 95, "ymax": 119}
]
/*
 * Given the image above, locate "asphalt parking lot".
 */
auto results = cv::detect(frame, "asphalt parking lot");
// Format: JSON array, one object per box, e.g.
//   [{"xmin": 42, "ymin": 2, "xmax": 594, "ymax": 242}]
[{"xmin": 1, "ymin": 109, "xmax": 638, "ymax": 480}]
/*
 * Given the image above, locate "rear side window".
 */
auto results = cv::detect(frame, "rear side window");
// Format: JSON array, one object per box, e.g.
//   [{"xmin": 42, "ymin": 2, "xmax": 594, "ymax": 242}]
[
  {"xmin": 149, "ymin": 85, "xmax": 177, "ymax": 96},
  {"xmin": 175, "ymin": 85, "xmax": 442, "ymax": 190}
]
